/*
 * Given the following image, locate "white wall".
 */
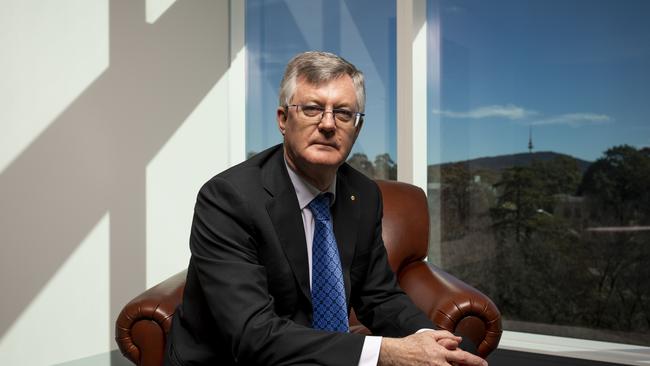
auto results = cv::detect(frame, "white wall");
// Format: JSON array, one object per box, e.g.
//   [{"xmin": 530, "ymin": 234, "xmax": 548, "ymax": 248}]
[{"xmin": 0, "ymin": 0, "xmax": 241, "ymax": 364}]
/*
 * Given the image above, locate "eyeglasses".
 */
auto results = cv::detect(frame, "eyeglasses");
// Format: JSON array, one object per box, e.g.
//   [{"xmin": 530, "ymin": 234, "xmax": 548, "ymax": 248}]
[{"xmin": 286, "ymin": 104, "xmax": 365, "ymax": 127}]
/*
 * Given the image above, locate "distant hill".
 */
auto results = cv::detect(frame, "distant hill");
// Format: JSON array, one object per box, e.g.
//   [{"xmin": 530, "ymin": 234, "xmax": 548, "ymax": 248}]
[{"xmin": 429, "ymin": 151, "xmax": 592, "ymax": 177}]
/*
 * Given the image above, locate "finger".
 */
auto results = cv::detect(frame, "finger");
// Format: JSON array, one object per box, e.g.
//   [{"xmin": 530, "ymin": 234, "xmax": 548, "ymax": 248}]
[
  {"xmin": 432, "ymin": 330, "xmax": 463, "ymax": 342},
  {"xmin": 432, "ymin": 330, "xmax": 455, "ymax": 339},
  {"xmin": 447, "ymin": 349, "xmax": 488, "ymax": 366},
  {"xmin": 437, "ymin": 338, "xmax": 459, "ymax": 350}
]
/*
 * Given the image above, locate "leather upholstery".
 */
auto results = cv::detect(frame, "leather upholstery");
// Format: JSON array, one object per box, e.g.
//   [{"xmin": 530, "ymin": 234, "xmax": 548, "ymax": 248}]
[{"xmin": 115, "ymin": 180, "xmax": 502, "ymax": 365}]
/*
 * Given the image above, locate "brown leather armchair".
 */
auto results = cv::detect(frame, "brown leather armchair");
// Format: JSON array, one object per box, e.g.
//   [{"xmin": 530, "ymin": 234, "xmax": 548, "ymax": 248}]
[{"xmin": 115, "ymin": 180, "xmax": 502, "ymax": 366}]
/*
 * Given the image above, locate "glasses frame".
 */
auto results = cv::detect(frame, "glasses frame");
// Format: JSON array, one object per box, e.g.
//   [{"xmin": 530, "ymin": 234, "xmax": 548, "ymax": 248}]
[{"xmin": 285, "ymin": 104, "xmax": 365, "ymax": 128}]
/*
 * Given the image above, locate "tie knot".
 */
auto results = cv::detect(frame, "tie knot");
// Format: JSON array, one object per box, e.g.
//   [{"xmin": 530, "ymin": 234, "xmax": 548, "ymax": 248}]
[{"xmin": 308, "ymin": 193, "xmax": 332, "ymax": 221}]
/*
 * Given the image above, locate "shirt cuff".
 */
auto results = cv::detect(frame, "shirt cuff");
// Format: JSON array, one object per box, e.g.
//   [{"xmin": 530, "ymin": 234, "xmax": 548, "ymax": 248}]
[
  {"xmin": 358, "ymin": 336, "xmax": 382, "ymax": 366},
  {"xmin": 416, "ymin": 328, "xmax": 436, "ymax": 333}
]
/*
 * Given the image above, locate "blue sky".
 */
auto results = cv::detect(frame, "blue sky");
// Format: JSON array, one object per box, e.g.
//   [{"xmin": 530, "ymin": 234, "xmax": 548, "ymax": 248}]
[
  {"xmin": 245, "ymin": 0, "xmax": 650, "ymax": 165},
  {"xmin": 429, "ymin": 0, "xmax": 650, "ymax": 164}
]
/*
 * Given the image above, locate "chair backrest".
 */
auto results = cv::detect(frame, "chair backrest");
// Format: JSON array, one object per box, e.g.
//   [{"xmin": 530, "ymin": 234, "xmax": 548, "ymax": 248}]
[
  {"xmin": 376, "ymin": 181, "xmax": 502, "ymax": 358},
  {"xmin": 348, "ymin": 180, "xmax": 431, "ymax": 331},
  {"xmin": 375, "ymin": 180, "xmax": 430, "ymax": 274}
]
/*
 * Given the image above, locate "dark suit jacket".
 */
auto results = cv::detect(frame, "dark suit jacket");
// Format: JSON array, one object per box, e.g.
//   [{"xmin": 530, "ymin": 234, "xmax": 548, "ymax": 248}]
[{"xmin": 165, "ymin": 144, "xmax": 434, "ymax": 366}]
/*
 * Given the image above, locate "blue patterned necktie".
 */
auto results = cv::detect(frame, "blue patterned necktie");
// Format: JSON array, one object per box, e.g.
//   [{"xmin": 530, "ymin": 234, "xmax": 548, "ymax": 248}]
[{"xmin": 309, "ymin": 193, "xmax": 349, "ymax": 332}]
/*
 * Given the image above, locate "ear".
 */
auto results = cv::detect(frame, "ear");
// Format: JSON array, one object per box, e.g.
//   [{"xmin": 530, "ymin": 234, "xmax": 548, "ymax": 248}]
[{"xmin": 277, "ymin": 106, "xmax": 287, "ymax": 135}]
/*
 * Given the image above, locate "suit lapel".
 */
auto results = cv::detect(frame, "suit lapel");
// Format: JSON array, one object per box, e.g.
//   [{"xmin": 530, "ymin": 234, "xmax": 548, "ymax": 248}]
[
  {"xmin": 263, "ymin": 148, "xmax": 312, "ymax": 304},
  {"xmin": 332, "ymin": 172, "xmax": 360, "ymax": 301}
]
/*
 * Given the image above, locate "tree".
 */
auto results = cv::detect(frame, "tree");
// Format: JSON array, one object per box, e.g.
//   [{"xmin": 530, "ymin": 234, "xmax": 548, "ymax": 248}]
[
  {"xmin": 489, "ymin": 158, "xmax": 586, "ymax": 325},
  {"xmin": 440, "ymin": 163, "xmax": 472, "ymax": 240},
  {"xmin": 347, "ymin": 153, "xmax": 375, "ymax": 178},
  {"xmin": 576, "ymin": 145, "xmax": 650, "ymax": 335},
  {"xmin": 579, "ymin": 145, "xmax": 650, "ymax": 225},
  {"xmin": 533, "ymin": 156, "xmax": 582, "ymax": 196},
  {"xmin": 491, "ymin": 166, "xmax": 552, "ymax": 243},
  {"xmin": 374, "ymin": 153, "xmax": 397, "ymax": 180}
]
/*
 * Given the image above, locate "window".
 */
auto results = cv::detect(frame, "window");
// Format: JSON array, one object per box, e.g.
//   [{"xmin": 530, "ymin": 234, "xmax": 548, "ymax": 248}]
[
  {"xmin": 428, "ymin": 0, "xmax": 650, "ymax": 346},
  {"xmin": 246, "ymin": 0, "xmax": 398, "ymax": 179}
]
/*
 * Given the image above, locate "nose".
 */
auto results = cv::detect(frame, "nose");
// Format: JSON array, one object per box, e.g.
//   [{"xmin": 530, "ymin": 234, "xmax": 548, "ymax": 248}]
[{"xmin": 318, "ymin": 110, "xmax": 337, "ymax": 132}]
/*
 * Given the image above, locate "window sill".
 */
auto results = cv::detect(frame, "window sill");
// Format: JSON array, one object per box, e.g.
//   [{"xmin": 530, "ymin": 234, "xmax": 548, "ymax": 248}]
[{"xmin": 499, "ymin": 331, "xmax": 650, "ymax": 365}]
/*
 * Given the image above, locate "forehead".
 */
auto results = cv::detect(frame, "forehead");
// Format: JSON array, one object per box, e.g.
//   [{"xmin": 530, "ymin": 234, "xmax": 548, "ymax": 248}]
[{"xmin": 293, "ymin": 75, "xmax": 357, "ymax": 105}]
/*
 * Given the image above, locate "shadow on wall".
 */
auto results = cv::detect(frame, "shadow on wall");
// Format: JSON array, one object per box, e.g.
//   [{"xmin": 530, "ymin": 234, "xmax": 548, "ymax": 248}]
[{"xmin": 0, "ymin": 0, "xmax": 233, "ymax": 351}]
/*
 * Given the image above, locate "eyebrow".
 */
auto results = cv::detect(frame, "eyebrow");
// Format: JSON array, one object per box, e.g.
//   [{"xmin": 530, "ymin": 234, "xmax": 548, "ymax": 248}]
[{"xmin": 297, "ymin": 98, "xmax": 354, "ymax": 109}]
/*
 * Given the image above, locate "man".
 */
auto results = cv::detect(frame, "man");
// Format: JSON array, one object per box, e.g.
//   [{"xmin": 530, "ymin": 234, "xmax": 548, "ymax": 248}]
[{"xmin": 165, "ymin": 51, "xmax": 487, "ymax": 366}]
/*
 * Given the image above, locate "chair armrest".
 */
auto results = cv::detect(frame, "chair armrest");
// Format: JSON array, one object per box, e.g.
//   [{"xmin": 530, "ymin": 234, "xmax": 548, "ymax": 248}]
[
  {"xmin": 115, "ymin": 270, "xmax": 187, "ymax": 366},
  {"xmin": 398, "ymin": 262, "xmax": 502, "ymax": 358}
]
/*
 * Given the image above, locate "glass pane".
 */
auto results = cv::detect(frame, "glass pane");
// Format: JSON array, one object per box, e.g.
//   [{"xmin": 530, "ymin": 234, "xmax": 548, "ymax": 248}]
[
  {"xmin": 428, "ymin": 0, "xmax": 650, "ymax": 345},
  {"xmin": 246, "ymin": 0, "xmax": 397, "ymax": 179}
]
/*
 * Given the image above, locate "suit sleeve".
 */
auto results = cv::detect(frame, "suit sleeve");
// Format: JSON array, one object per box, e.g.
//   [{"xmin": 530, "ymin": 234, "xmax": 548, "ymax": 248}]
[
  {"xmin": 350, "ymin": 185, "xmax": 435, "ymax": 337},
  {"xmin": 189, "ymin": 177, "xmax": 365, "ymax": 366}
]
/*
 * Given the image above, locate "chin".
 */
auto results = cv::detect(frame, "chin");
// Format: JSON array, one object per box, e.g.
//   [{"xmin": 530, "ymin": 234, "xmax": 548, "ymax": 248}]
[{"xmin": 303, "ymin": 150, "xmax": 345, "ymax": 168}]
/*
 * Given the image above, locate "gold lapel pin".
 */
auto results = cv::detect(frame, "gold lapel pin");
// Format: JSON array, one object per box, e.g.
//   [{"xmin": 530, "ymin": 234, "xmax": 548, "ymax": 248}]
[{"xmin": 350, "ymin": 195, "xmax": 356, "ymax": 201}]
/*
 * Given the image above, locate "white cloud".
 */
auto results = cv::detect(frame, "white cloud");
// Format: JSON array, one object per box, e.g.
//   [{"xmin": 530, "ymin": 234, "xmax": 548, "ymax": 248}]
[
  {"xmin": 530, "ymin": 113, "xmax": 613, "ymax": 127},
  {"xmin": 432, "ymin": 104, "xmax": 536, "ymax": 120},
  {"xmin": 432, "ymin": 105, "xmax": 614, "ymax": 129},
  {"xmin": 445, "ymin": 5, "xmax": 465, "ymax": 14}
]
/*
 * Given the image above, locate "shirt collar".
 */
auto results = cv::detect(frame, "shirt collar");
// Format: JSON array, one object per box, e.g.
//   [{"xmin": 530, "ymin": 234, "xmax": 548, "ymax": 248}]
[{"xmin": 284, "ymin": 158, "xmax": 336, "ymax": 210}]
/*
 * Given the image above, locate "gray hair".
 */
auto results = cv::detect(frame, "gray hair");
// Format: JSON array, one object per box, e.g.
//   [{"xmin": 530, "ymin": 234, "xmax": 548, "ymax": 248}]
[{"xmin": 278, "ymin": 51, "xmax": 365, "ymax": 112}]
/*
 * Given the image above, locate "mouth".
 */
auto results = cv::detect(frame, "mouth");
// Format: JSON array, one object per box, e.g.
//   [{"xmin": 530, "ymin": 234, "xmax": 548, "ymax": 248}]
[{"xmin": 312, "ymin": 141, "xmax": 338, "ymax": 149}]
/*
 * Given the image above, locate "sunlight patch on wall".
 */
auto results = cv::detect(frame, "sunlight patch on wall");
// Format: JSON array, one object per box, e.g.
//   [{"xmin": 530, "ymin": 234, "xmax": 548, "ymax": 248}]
[
  {"xmin": 146, "ymin": 0, "xmax": 177, "ymax": 24},
  {"xmin": 145, "ymin": 74, "xmax": 231, "ymax": 288},
  {"xmin": 0, "ymin": 0, "xmax": 109, "ymax": 173},
  {"xmin": 0, "ymin": 213, "xmax": 110, "ymax": 366}
]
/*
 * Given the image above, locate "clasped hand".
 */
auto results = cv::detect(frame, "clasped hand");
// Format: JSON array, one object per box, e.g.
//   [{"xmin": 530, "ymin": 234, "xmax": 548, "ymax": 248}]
[{"xmin": 378, "ymin": 330, "xmax": 488, "ymax": 366}]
